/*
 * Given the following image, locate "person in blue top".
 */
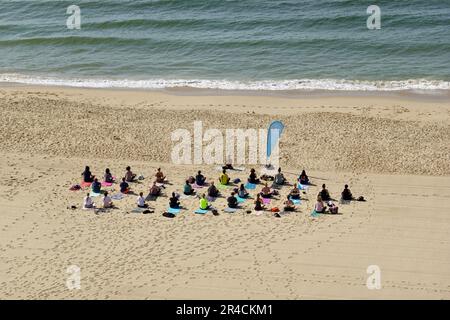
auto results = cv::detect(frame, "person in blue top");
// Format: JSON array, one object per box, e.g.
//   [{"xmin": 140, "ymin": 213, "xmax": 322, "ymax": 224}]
[
  {"xmin": 183, "ymin": 180, "xmax": 194, "ymax": 195},
  {"xmin": 91, "ymin": 178, "xmax": 101, "ymax": 194},
  {"xmin": 120, "ymin": 178, "xmax": 130, "ymax": 194}
]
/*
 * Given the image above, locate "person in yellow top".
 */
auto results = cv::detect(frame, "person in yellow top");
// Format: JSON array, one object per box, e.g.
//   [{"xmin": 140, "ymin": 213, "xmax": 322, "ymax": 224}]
[
  {"xmin": 219, "ymin": 169, "xmax": 230, "ymax": 185},
  {"xmin": 199, "ymin": 194, "xmax": 209, "ymax": 210}
]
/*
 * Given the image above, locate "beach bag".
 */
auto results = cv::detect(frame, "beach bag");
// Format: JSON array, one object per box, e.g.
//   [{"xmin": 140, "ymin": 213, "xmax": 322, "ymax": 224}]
[
  {"xmin": 357, "ymin": 196, "xmax": 366, "ymax": 202},
  {"xmin": 271, "ymin": 207, "xmax": 280, "ymax": 212},
  {"xmin": 69, "ymin": 184, "xmax": 81, "ymax": 191},
  {"xmin": 212, "ymin": 209, "xmax": 219, "ymax": 216},
  {"xmin": 233, "ymin": 178, "xmax": 241, "ymax": 184},
  {"xmin": 329, "ymin": 206, "xmax": 339, "ymax": 214}
]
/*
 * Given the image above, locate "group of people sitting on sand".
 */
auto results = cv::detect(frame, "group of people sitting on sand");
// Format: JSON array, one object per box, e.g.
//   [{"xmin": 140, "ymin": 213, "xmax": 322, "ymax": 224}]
[{"xmin": 80, "ymin": 164, "xmax": 359, "ymax": 215}]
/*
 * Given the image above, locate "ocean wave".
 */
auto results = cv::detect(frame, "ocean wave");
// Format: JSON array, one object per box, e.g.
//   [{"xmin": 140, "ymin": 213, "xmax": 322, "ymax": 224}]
[{"xmin": 1, "ymin": 74, "xmax": 449, "ymax": 92}]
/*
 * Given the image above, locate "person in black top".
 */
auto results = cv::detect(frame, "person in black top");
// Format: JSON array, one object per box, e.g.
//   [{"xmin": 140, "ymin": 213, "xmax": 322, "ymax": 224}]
[
  {"xmin": 319, "ymin": 184, "xmax": 331, "ymax": 201},
  {"xmin": 227, "ymin": 192, "xmax": 238, "ymax": 208},
  {"xmin": 248, "ymin": 168, "xmax": 260, "ymax": 184},
  {"xmin": 82, "ymin": 166, "xmax": 95, "ymax": 183},
  {"xmin": 169, "ymin": 192, "xmax": 180, "ymax": 209},
  {"xmin": 254, "ymin": 194, "xmax": 265, "ymax": 211},
  {"xmin": 195, "ymin": 170, "xmax": 206, "ymax": 186},
  {"xmin": 298, "ymin": 170, "xmax": 309, "ymax": 185},
  {"xmin": 341, "ymin": 184, "xmax": 354, "ymax": 201},
  {"xmin": 207, "ymin": 182, "xmax": 219, "ymax": 197}
]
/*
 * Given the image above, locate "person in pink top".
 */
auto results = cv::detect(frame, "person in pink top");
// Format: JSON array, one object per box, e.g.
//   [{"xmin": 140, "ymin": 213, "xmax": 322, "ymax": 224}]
[{"xmin": 315, "ymin": 195, "xmax": 326, "ymax": 213}]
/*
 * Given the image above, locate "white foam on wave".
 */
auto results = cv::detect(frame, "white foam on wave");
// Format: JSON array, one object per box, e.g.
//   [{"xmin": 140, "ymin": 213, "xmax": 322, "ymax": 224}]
[{"xmin": 1, "ymin": 73, "xmax": 449, "ymax": 91}]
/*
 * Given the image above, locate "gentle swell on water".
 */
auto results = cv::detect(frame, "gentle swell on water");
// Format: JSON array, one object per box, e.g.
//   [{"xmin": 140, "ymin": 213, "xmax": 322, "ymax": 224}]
[{"xmin": 0, "ymin": 0, "xmax": 449, "ymax": 92}]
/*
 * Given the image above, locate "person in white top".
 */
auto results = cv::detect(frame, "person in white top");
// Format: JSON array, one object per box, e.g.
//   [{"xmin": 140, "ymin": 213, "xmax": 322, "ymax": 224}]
[
  {"xmin": 83, "ymin": 193, "xmax": 95, "ymax": 209},
  {"xmin": 137, "ymin": 192, "xmax": 148, "ymax": 208},
  {"xmin": 103, "ymin": 191, "xmax": 113, "ymax": 208}
]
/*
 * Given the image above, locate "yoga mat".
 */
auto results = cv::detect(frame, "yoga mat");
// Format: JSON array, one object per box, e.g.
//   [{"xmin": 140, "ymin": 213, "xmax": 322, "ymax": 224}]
[
  {"xmin": 298, "ymin": 183, "xmax": 309, "ymax": 190},
  {"xmin": 145, "ymin": 194, "xmax": 157, "ymax": 201},
  {"xmin": 224, "ymin": 207, "xmax": 237, "ymax": 213},
  {"xmin": 195, "ymin": 209, "xmax": 208, "ymax": 214},
  {"xmin": 311, "ymin": 210, "xmax": 320, "ymax": 217},
  {"xmin": 192, "ymin": 183, "xmax": 204, "ymax": 189},
  {"xmin": 245, "ymin": 183, "xmax": 256, "ymax": 190},
  {"xmin": 206, "ymin": 196, "xmax": 217, "ymax": 202},
  {"xmin": 167, "ymin": 207, "xmax": 180, "ymax": 214},
  {"xmin": 111, "ymin": 193, "xmax": 125, "ymax": 200},
  {"xmin": 131, "ymin": 207, "xmax": 146, "ymax": 213},
  {"xmin": 81, "ymin": 181, "xmax": 92, "ymax": 188},
  {"xmin": 235, "ymin": 196, "xmax": 246, "ymax": 203},
  {"xmin": 290, "ymin": 197, "xmax": 301, "ymax": 205},
  {"xmin": 217, "ymin": 183, "xmax": 229, "ymax": 190},
  {"xmin": 89, "ymin": 192, "xmax": 102, "ymax": 197},
  {"xmin": 101, "ymin": 181, "xmax": 113, "ymax": 187},
  {"xmin": 262, "ymin": 197, "xmax": 271, "ymax": 204}
]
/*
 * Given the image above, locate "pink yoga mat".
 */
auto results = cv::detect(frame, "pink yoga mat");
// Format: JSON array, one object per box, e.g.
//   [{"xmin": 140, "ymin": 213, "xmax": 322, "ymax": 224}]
[
  {"xmin": 81, "ymin": 181, "xmax": 92, "ymax": 188},
  {"xmin": 262, "ymin": 198, "xmax": 271, "ymax": 204}
]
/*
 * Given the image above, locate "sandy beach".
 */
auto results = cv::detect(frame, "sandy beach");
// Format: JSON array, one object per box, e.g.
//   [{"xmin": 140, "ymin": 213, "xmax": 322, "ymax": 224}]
[{"xmin": 0, "ymin": 85, "xmax": 449, "ymax": 299}]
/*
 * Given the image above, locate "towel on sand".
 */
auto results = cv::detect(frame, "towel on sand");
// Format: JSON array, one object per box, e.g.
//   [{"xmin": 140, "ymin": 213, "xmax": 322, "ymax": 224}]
[
  {"xmin": 81, "ymin": 181, "xmax": 92, "ymax": 188},
  {"xmin": 311, "ymin": 210, "xmax": 320, "ymax": 217},
  {"xmin": 245, "ymin": 182, "xmax": 256, "ymax": 190},
  {"xmin": 111, "ymin": 193, "xmax": 125, "ymax": 200},
  {"xmin": 167, "ymin": 207, "xmax": 181, "ymax": 214}
]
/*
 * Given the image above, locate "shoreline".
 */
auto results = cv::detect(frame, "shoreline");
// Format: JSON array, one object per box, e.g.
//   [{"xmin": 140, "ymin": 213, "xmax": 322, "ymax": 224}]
[{"xmin": 2, "ymin": 81, "xmax": 450, "ymax": 102}]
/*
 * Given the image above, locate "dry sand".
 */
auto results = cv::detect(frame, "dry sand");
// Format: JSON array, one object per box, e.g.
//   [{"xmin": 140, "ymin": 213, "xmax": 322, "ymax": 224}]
[{"xmin": 0, "ymin": 86, "xmax": 449, "ymax": 299}]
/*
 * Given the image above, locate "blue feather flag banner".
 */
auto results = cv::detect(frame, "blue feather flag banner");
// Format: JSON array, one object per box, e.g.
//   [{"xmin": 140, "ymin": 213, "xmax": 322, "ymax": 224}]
[{"xmin": 266, "ymin": 120, "xmax": 285, "ymax": 159}]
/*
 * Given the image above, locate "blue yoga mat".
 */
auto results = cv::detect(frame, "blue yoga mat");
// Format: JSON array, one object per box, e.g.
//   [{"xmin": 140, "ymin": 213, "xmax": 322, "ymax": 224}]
[
  {"xmin": 245, "ymin": 183, "xmax": 256, "ymax": 190},
  {"xmin": 224, "ymin": 207, "xmax": 237, "ymax": 213},
  {"xmin": 235, "ymin": 196, "xmax": 246, "ymax": 203},
  {"xmin": 297, "ymin": 183, "xmax": 309, "ymax": 190},
  {"xmin": 289, "ymin": 197, "xmax": 301, "ymax": 205},
  {"xmin": 167, "ymin": 207, "xmax": 181, "ymax": 214},
  {"xmin": 311, "ymin": 210, "xmax": 320, "ymax": 217},
  {"xmin": 90, "ymin": 191, "xmax": 102, "ymax": 197},
  {"xmin": 195, "ymin": 209, "xmax": 208, "ymax": 214}
]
